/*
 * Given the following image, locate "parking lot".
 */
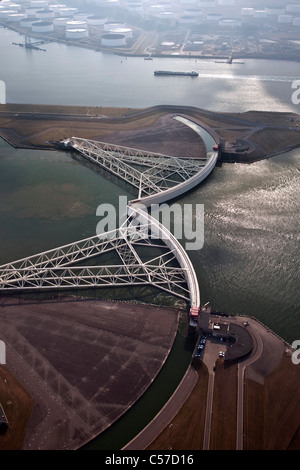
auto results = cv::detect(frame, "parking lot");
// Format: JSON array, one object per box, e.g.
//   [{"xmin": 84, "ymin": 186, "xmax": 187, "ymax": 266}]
[{"xmin": 194, "ymin": 334, "xmax": 228, "ymax": 373}]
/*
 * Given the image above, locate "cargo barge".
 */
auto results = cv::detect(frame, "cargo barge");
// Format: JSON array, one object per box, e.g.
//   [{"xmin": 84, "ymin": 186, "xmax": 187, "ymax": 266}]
[{"xmin": 154, "ymin": 70, "xmax": 199, "ymax": 77}]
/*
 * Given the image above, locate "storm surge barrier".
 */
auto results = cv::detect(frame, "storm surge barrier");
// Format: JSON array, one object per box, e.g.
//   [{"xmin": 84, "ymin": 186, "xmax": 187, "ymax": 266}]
[{"xmin": 0, "ymin": 116, "xmax": 218, "ymax": 322}]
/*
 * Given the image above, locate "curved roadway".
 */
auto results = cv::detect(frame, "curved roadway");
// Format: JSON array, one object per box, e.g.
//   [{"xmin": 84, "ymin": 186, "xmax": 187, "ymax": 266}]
[{"xmin": 128, "ymin": 116, "xmax": 218, "ymax": 315}]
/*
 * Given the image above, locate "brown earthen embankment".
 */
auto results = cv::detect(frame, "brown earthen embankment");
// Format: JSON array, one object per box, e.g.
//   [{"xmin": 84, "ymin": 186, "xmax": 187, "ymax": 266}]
[
  {"xmin": 146, "ymin": 316, "xmax": 299, "ymax": 451},
  {"xmin": 0, "ymin": 296, "xmax": 180, "ymax": 450},
  {"xmin": 1, "ymin": 104, "xmax": 300, "ymax": 163}
]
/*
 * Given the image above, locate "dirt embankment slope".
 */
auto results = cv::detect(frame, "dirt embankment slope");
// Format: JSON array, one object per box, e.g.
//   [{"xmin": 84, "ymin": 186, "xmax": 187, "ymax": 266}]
[{"xmin": 1, "ymin": 104, "xmax": 300, "ymax": 162}]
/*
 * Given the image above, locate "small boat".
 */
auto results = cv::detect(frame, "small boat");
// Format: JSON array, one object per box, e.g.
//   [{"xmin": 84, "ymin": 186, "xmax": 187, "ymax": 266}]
[{"xmin": 154, "ymin": 70, "xmax": 198, "ymax": 77}]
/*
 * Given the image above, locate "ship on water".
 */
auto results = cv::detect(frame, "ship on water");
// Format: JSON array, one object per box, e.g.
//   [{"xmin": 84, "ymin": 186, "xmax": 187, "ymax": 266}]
[{"xmin": 154, "ymin": 70, "xmax": 199, "ymax": 77}]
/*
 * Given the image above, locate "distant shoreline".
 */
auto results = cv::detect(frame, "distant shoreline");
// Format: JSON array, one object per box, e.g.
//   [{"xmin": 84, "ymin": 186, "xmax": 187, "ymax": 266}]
[{"xmin": 1, "ymin": 21, "xmax": 300, "ymax": 64}]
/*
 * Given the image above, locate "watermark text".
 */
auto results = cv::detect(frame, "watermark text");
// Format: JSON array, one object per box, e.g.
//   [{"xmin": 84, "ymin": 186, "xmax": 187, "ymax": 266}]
[
  {"xmin": 96, "ymin": 196, "xmax": 205, "ymax": 251},
  {"xmin": 0, "ymin": 80, "xmax": 6, "ymax": 104},
  {"xmin": 291, "ymin": 340, "xmax": 300, "ymax": 365},
  {"xmin": 0, "ymin": 340, "xmax": 6, "ymax": 365},
  {"xmin": 291, "ymin": 80, "xmax": 300, "ymax": 105}
]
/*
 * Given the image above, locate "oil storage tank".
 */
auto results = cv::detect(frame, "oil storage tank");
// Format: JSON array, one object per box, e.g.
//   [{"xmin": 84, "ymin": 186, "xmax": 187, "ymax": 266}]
[
  {"xmin": 36, "ymin": 8, "xmax": 54, "ymax": 19},
  {"xmin": 0, "ymin": 9, "xmax": 18, "ymax": 18},
  {"xmin": 104, "ymin": 21, "xmax": 126, "ymax": 31},
  {"xmin": 53, "ymin": 16, "xmax": 69, "ymax": 26},
  {"xmin": 21, "ymin": 17, "xmax": 37, "ymax": 26},
  {"xmin": 241, "ymin": 7, "xmax": 254, "ymax": 16},
  {"xmin": 25, "ymin": 6, "xmax": 41, "ymax": 16},
  {"xmin": 74, "ymin": 12, "xmax": 90, "ymax": 20},
  {"xmin": 207, "ymin": 12, "xmax": 222, "ymax": 22},
  {"xmin": 278, "ymin": 14, "xmax": 293, "ymax": 24},
  {"xmin": 66, "ymin": 28, "xmax": 89, "ymax": 39},
  {"xmin": 48, "ymin": 4, "xmax": 66, "ymax": 13},
  {"xmin": 7, "ymin": 12, "xmax": 26, "ymax": 21},
  {"xmin": 111, "ymin": 27, "xmax": 132, "ymax": 38},
  {"xmin": 219, "ymin": 17, "xmax": 242, "ymax": 27},
  {"xmin": 159, "ymin": 10, "xmax": 176, "ymax": 20},
  {"xmin": 287, "ymin": 4, "xmax": 300, "ymax": 13},
  {"xmin": 253, "ymin": 10, "xmax": 267, "ymax": 19},
  {"xmin": 87, "ymin": 15, "xmax": 107, "ymax": 25},
  {"xmin": 59, "ymin": 7, "xmax": 78, "ymax": 17},
  {"xmin": 101, "ymin": 33, "xmax": 126, "ymax": 46},
  {"xmin": 30, "ymin": 0, "xmax": 48, "ymax": 8},
  {"xmin": 199, "ymin": 0, "xmax": 215, "ymax": 6},
  {"xmin": 266, "ymin": 7, "xmax": 285, "ymax": 16},
  {"xmin": 66, "ymin": 19, "xmax": 87, "ymax": 29},
  {"xmin": 6, "ymin": 3, "xmax": 22, "ymax": 10},
  {"xmin": 185, "ymin": 7, "xmax": 204, "ymax": 17},
  {"xmin": 32, "ymin": 20, "xmax": 54, "ymax": 32}
]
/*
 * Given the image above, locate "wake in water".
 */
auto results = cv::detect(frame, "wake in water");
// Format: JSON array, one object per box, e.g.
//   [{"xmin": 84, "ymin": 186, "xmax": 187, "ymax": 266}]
[{"xmin": 196, "ymin": 73, "xmax": 300, "ymax": 83}]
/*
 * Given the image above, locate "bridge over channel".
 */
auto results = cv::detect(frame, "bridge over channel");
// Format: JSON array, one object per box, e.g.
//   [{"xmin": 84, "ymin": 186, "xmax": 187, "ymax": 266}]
[{"xmin": 0, "ymin": 116, "xmax": 219, "ymax": 323}]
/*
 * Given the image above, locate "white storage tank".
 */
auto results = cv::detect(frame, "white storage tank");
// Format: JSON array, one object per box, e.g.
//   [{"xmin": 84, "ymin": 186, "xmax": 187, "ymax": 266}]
[
  {"xmin": 36, "ymin": 9, "xmax": 54, "ymax": 19},
  {"xmin": 101, "ymin": 33, "xmax": 126, "ymax": 46},
  {"xmin": 53, "ymin": 16, "xmax": 69, "ymax": 26},
  {"xmin": 32, "ymin": 20, "xmax": 54, "ymax": 32},
  {"xmin": 266, "ymin": 8, "xmax": 285, "ymax": 16},
  {"xmin": 59, "ymin": 7, "xmax": 78, "ymax": 17},
  {"xmin": 219, "ymin": 17, "xmax": 242, "ymax": 27},
  {"xmin": 21, "ymin": 17, "xmax": 37, "ymax": 26},
  {"xmin": 159, "ymin": 10, "xmax": 176, "ymax": 19},
  {"xmin": 185, "ymin": 8, "xmax": 204, "ymax": 17},
  {"xmin": 199, "ymin": 0, "xmax": 215, "ymax": 6},
  {"xmin": 7, "ymin": 13, "xmax": 26, "ymax": 21},
  {"xmin": 180, "ymin": 0, "xmax": 198, "ymax": 4},
  {"xmin": 66, "ymin": 28, "xmax": 88, "ymax": 39},
  {"xmin": 25, "ymin": 6, "xmax": 40, "ymax": 16},
  {"xmin": 74, "ymin": 12, "xmax": 90, "ymax": 20},
  {"xmin": 0, "ymin": 10, "xmax": 16, "ymax": 18},
  {"xmin": 30, "ymin": 0, "xmax": 48, "ymax": 7},
  {"xmin": 241, "ymin": 7, "xmax": 254, "ymax": 16},
  {"xmin": 179, "ymin": 14, "xmax": 197, "ymax": 23},
  {"xmin": 6, "ymin": 3, "xmax": 22, "ymax": 11},
  {"xmin": 159, "ymin": 1, "xmax": 172, "ymax": 9},
  {"xmin": 207, "ymin": 12, "xmax": 222, "ymax": 21},
  {"xmin": 253, "ymin": 10, "xmax": 267, "ymax": 18},
  {"xmin": 292, "ymin": 17, "xmax": 300, "ymax": 26},
  {"xmin": 148, "ymin": 4, "xmax": 164, "ymax": 14},
  {"xmin": 48, "ymin": 4, "xmax": 66, "ymax": 12},
  {"xmin": 104, "ymin": 21, "xmax": 126, "ymax": 31},
  {"xmin": 66, "ymin": 19, "xmax": 87, "ymax": 29},
  {"xmin": 111, "ymin": 27, "xmax": 132, "ymax": 38},
  {"xmin": 125, "ymin": 1, "xmax": 143, "ymax": 12},
  {"xmin": 287, "ymin": 4, "xmax": 300, "ymax": 13},
  {"xmin": 278, "ymin": 14, "xmax": 293, "ymax": 24},
  {"xmin": 107, "ymin": 0, "xmax": 120, "ymax": 5},
  {"xmin": 87, "ymin": 15, "xmax": 107, "ymax": 25}
]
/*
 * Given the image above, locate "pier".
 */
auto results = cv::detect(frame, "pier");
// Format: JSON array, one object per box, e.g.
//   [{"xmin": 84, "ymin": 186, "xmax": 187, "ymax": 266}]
[{"xmin": 12, "ymin": 36, "xmax": 52, "ymax": 51}]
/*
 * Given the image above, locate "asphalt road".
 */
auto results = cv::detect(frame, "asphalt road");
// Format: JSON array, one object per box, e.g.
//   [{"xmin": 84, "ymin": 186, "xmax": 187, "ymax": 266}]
[{"xmin": 123, "ymin": 366, "xmax": 198, "ymax": 450}]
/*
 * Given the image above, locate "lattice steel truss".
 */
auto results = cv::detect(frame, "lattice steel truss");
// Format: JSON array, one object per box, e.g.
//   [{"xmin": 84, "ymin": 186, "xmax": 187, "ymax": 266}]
[
  {"xmin": 64, "ymin": 137, "xmax": 207, "ymax": 199},
  {"xmin": 0, "ymin": 128, "xmax": 215, "ymax": 310},
  {"xmin": 0, "ymin": 214, "xmax": 190, "ymax": 301}
]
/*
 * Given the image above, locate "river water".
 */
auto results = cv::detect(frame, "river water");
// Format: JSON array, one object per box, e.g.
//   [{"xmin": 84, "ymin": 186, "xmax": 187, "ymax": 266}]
[
  {"xmin": 0, "ymin": 26, "xmax": 299, "ymax": 344},
  {"xmin": 0, "ymin": 24, "xmax": 299, "ymax": 451}
]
